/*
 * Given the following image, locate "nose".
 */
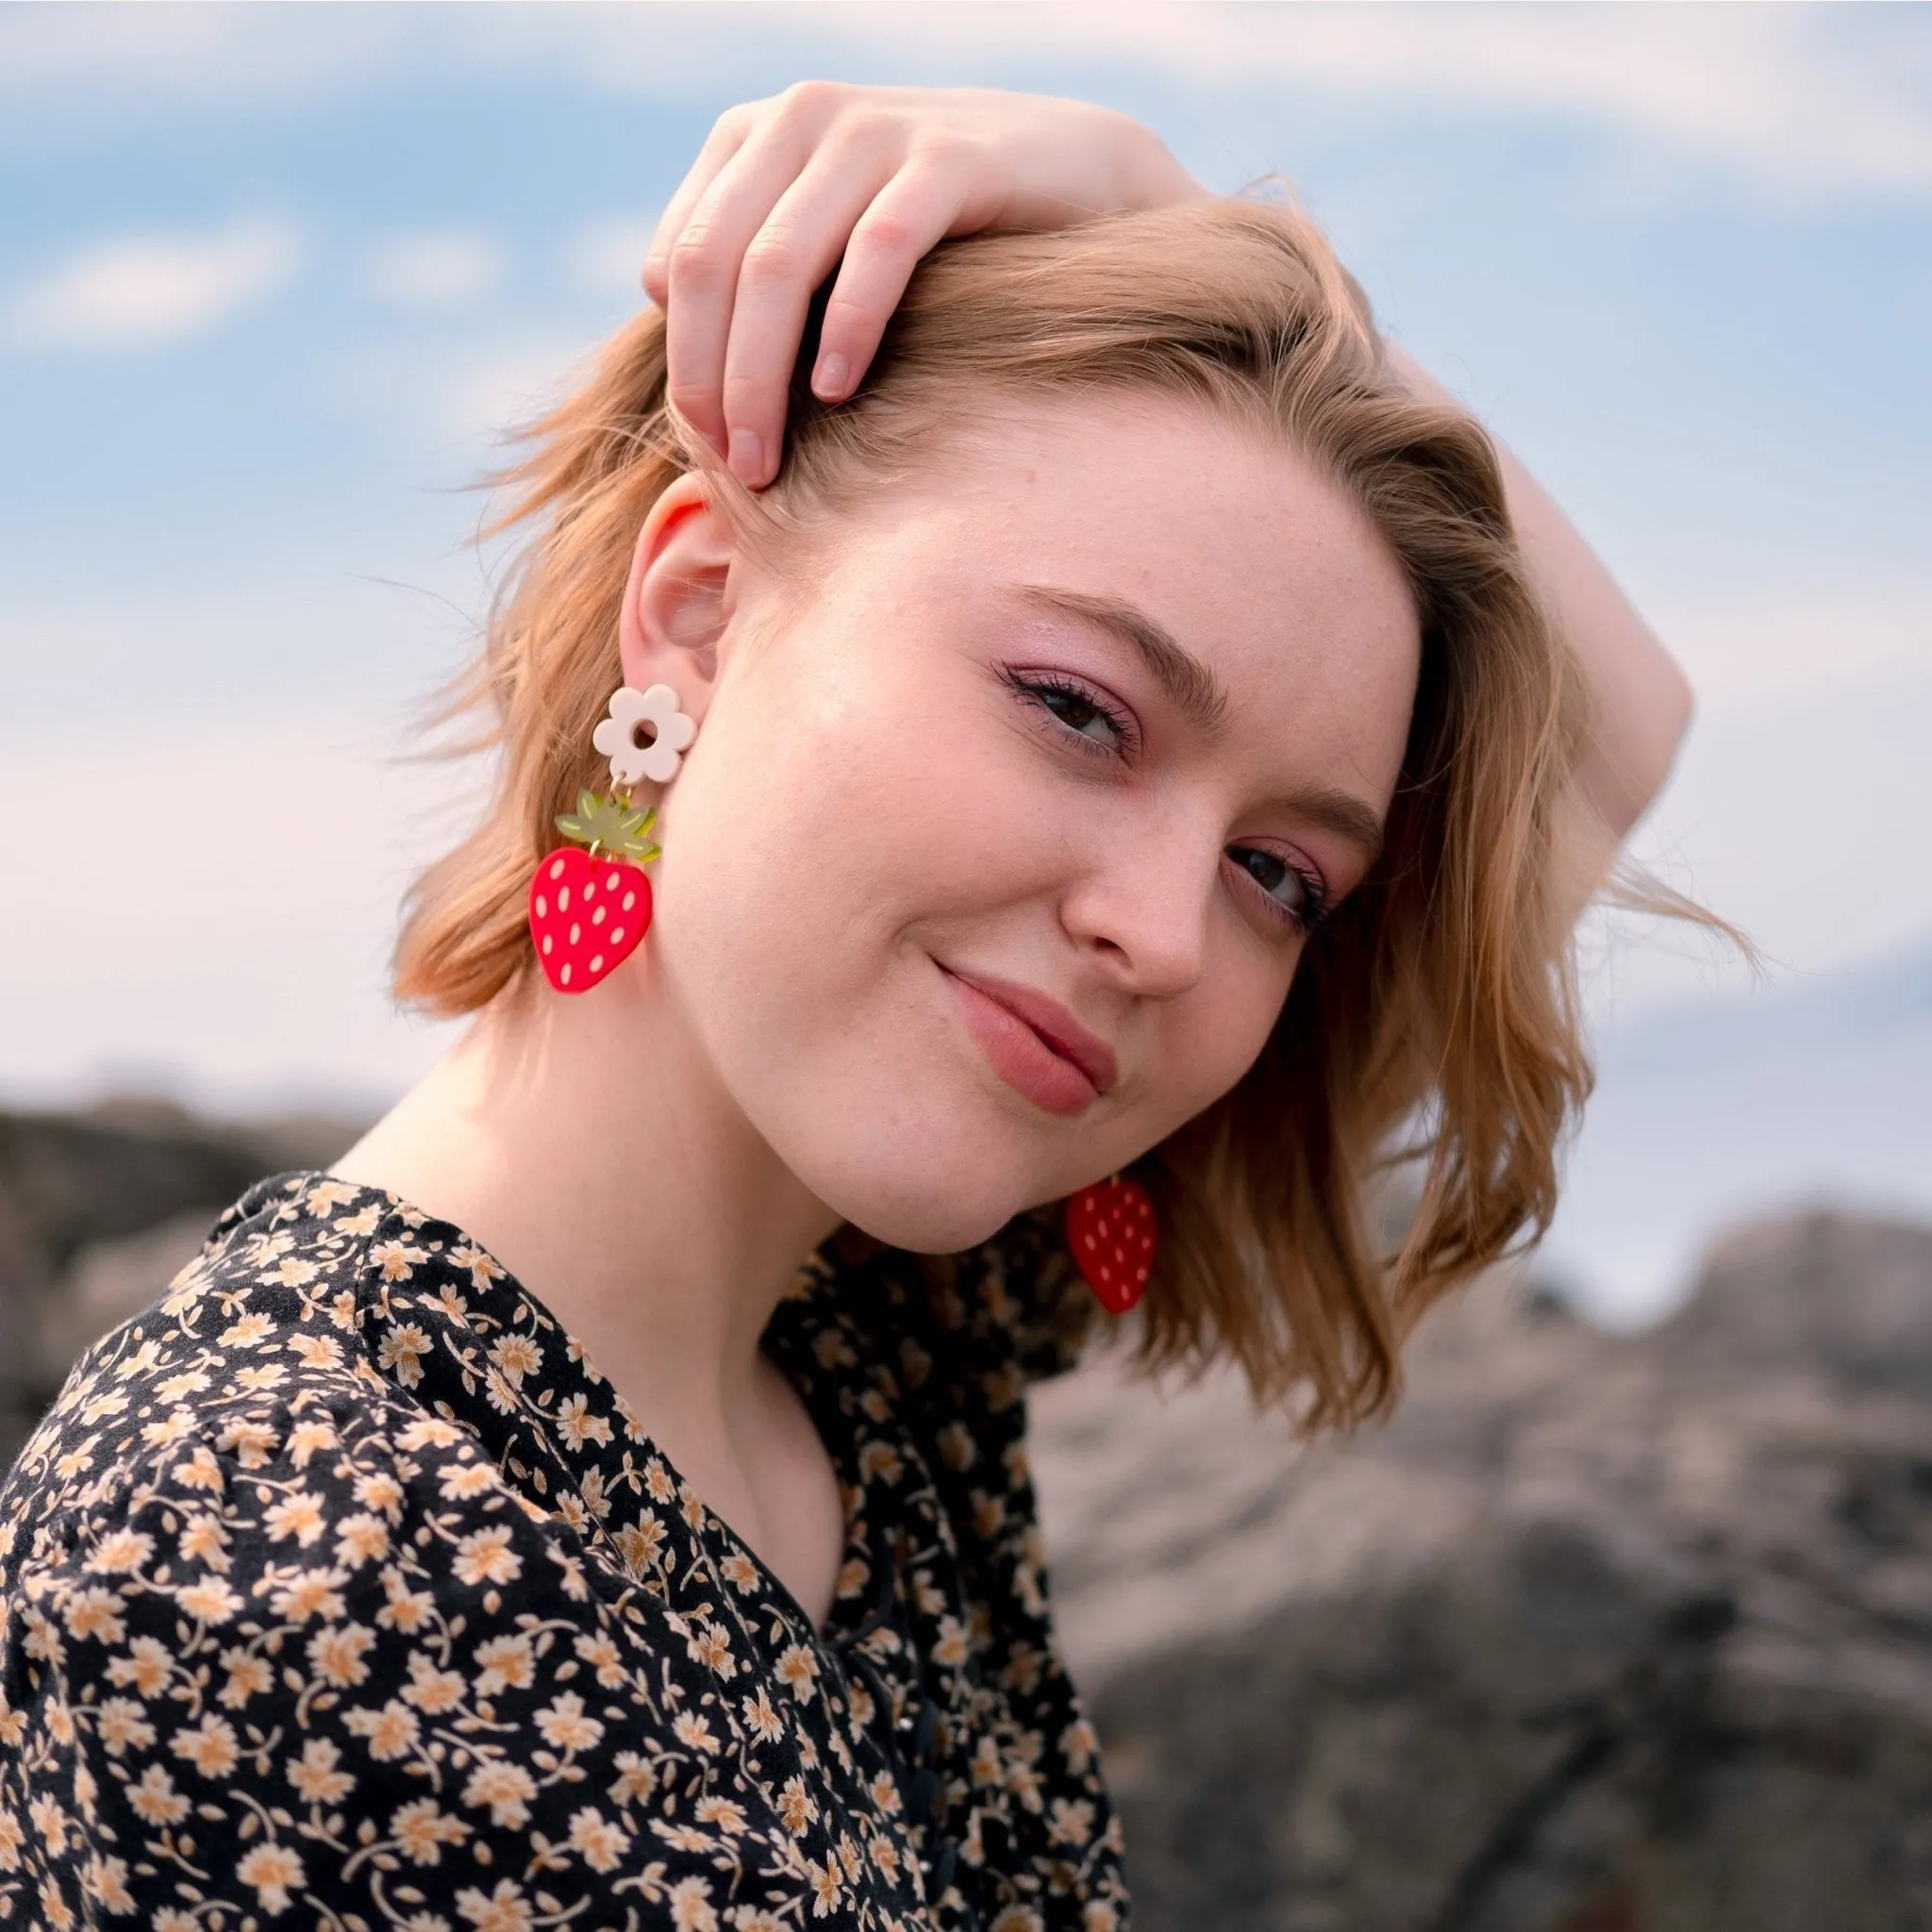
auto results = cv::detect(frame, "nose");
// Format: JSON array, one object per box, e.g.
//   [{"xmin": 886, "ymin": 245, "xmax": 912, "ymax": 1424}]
[{"xmin": 1058, "ymin": 819, "xmax": 1215, "ymax": 1001}]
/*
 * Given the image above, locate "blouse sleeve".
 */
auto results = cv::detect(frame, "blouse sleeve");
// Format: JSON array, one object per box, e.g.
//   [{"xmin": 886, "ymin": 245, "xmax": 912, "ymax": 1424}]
[{"xmin": 0, "ymin": 1393, "xmax": 818, "ymax": 1928}]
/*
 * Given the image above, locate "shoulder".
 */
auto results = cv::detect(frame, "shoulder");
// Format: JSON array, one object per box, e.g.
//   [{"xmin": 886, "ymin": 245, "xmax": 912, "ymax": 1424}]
[
  {"xmin": 0, "ymin": 1170, "xmax": 581, "ymax": 1622},
  {"xmin": 1, "ymin": 1320, "xmax": 579, "ymax": 1675},
  {"xmin": 0, "ymin": 1184, "xmax": 608, "ymax": 1920},
  {"xmin": 0, "ymin": 1348, "xmax": 662, "ymax": 1926},
  {"xmin": 5, "ymin": 1173, "xmax": 394, "ymax": 1533},
  {"xmin": 1, "ymin": 1384, "xmax": 575, "ymax": 1692}
]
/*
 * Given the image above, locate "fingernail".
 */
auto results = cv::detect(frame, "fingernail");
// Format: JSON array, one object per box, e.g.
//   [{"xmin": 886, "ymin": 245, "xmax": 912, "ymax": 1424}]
[
  {"xmin": 814, "ymin": 353, "xmax": 849, "ymax": 400},
  {"xmin": 728, "ymin": 426, "xmax": 763, "ymax": 480}
]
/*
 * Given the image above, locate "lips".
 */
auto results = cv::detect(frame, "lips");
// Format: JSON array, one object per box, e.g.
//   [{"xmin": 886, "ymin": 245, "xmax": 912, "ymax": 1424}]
[{"xmin": 941, "ymin": 963, "xmax": 1118, "ymax": 1117}]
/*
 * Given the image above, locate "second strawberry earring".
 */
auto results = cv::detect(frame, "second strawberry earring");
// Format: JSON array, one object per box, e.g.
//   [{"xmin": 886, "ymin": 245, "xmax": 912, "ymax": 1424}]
[
  {"xmin": 1065, "ymin": 1173, "xmax": 1157, "ymax": 1314},
  {"xmin": 527, "ymin": 683, "xmax": 697, "ymax": 994}
]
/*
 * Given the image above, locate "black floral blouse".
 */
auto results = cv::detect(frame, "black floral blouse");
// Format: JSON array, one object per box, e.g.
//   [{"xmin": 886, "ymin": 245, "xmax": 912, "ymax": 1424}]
[{"xmin": 0, "ymin": 1172, "xmax": 1126, "ymax": 1930}]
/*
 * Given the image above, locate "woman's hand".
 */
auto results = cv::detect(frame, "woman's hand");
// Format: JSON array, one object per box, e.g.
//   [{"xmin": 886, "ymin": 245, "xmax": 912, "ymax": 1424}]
[{"xmin": 644, "ymin": 82, "xmax": 1201, "ymax": 487}]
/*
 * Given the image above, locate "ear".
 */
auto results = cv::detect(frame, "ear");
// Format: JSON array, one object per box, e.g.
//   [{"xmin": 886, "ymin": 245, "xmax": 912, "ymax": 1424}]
[{"xmin": 617, "ymin": 474, "xmax": 739, "ymax": 722}]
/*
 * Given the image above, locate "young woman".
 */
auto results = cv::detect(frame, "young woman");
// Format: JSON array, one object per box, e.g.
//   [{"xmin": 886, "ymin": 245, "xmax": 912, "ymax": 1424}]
[{"xmin": 0, "ymin": 87, "xmax": 1690, "ymax": 1931}]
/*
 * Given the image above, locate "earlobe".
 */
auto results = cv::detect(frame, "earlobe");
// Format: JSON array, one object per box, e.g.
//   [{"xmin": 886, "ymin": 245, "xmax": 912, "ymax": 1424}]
[{"xmin": 618, "ymin": 474, "xmax": 738, "ymax": 711}]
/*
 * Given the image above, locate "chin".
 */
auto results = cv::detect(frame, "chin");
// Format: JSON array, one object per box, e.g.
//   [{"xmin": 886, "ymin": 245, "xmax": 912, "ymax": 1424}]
[
  {"xmin": 845, "ymin": 1194, "xmax": 1025, "ymax": 1257},
  {"xmin": 783, "ymin": 1118, "xmax": 1051, "ymax": 1257}
]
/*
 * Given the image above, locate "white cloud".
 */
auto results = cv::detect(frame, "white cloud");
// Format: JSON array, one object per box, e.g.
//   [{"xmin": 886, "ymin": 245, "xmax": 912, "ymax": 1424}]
[
  {"xmin": 0, "ymin": 4, "xmax": 412, "ymax": 120},
  {"xmin": 3, "ymin": 5, "xmax": 1927, "ymax": 198},
  {"xmin": 811, "ymin": 3, "xmax": 1932, "ymax": 195},
  {"xmin": 366, "ymin": 229, "xmax": 506, "ymax": 308},
  {"xmin": 565, "ymin": 215, "xmax": 661, "ymax": 298},
  {"xmin": 8, "ymin": 215, "xmax": 302, "ymax": 351}
]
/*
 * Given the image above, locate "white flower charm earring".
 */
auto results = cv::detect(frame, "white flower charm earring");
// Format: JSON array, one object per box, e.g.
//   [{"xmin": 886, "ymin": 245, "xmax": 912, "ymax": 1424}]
[
  {"xmin": 591, "ymin": 683, "xmax": 696, "ymax": 786},
  {"xmin": 526, "ymin": 683, "xmax": 698, "ymax": 994}
]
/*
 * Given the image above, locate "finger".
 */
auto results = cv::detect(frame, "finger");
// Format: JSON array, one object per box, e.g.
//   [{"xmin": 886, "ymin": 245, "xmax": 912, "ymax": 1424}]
[
  {"xmin": 660, "ymin": 119, "xmax": 825, "ymax": 456},
  {"xmin": 716, "ymin": 145, "xmax": 918, "ymax": 485},
  {"xmin": 642, "ymin": 104, "xmax": 757, "ymax": 306},
  {"xmin": 805, "ymin": 154, "xmax": 980, "ymax": 409}
]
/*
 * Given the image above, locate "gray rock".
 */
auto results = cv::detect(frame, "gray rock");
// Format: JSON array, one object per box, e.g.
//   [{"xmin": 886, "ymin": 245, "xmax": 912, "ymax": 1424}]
[{"xmin": 1031, "ymin": 1209, "xmax": 1932, "ymax": 1930}]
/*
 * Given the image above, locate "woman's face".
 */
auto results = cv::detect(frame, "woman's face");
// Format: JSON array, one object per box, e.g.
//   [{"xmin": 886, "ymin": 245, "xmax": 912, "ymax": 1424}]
[{"xmin": 631, "ymin": 392, "xmax": 1420, "ymax": 1251}]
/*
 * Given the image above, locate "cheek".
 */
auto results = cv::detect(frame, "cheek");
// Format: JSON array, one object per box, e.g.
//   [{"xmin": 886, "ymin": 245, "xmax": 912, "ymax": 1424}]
[
  {"xmin": 648, "ymin": 642, "xmax": 994, "ymax": 1008},
  {"xmin": 1147, "ymin": 941, "xmax": 1298, "ymax": 1135},
  {"xmin": 700, "ymin": 648, "xmax": 1050, "ymax": 920}
]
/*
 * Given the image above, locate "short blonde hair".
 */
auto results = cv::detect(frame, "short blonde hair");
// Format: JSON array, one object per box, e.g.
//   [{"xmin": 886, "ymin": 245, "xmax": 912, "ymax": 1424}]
[{"xmin": 396, "ymin": 201, "xmax": 1591, "ymax": 1433}]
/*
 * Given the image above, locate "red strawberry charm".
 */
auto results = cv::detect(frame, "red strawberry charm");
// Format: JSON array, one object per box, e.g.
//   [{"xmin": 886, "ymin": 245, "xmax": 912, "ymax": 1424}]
[
  {"xmin": 1064, "ymin": 1174, "xmax": 1157, "ymax": 1315},
  {"xmin": 527, "ymin": 790, "xmax": 660, "ymax": 994}
]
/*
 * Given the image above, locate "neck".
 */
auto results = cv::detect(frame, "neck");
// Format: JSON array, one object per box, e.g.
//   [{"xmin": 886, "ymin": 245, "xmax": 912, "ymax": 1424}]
[{"xmin": 334, "ymin": 951, "xmax": 842, "ymax": 1429}]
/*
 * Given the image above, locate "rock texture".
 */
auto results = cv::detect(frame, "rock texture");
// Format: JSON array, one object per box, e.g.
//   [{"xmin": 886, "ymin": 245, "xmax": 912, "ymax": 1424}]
[
  {"xmin": 1032, "ymin": 1212, "xmax": 1932, "ymax": 1931},
  {"xmin": 6, "ymin": 1104, "xmax": 1929, "ymax": 1927}
]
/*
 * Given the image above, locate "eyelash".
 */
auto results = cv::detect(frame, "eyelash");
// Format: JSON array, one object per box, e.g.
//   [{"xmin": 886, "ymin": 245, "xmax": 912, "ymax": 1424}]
[
  {"xmin": 1225, "ymin": 845, "xmax": 1330, "ymax": 937},
  {"xmin": 1002, "ymin": 667, "xmax": 1331, "ymax": 938},
  {"xmin": 1002, "ymin": 667, "xmax": 1140, "ymax": 760}
]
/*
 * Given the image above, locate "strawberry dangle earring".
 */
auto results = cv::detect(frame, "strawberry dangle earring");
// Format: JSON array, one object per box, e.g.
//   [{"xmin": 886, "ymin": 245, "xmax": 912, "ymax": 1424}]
[
  {"xmin": 1065, "ymin": 1173, "xmax": 1157, "ymax": 1315},
  {"xmin": 527, "ymin": 682, "xmax": 697, "ymax": 994}
]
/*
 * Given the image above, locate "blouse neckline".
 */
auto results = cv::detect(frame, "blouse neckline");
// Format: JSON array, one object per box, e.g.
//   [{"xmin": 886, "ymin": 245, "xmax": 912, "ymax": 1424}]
[{"xmin": 296, "ymin": 1169, "xmax": 903, "ymax": 1656}]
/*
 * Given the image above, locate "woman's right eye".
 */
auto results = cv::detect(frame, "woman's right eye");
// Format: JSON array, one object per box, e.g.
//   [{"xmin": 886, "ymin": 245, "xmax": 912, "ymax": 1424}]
[
  {"xmin": 1005, "ymin": 670, "xmax": 1135, "ymax": 758},
  {"xmin": 1040, "ymin": 687, "xmax": 1116, "ymax": 743}
]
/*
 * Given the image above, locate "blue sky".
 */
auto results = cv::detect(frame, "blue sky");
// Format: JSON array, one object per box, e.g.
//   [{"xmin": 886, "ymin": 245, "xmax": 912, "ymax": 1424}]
[{"xmin": 2, "ymin": 2, "xmax": 1929, "ymax": 1307}]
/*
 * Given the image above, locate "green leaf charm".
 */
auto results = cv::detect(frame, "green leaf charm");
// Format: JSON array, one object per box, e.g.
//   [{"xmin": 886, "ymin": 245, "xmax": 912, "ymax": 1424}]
[{"xmin": 554, "ymin": 790, "xmax": 661, "ymax": 862}]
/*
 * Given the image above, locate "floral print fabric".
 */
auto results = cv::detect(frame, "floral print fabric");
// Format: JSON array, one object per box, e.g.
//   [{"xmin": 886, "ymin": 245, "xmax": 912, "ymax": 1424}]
[{"xmin": 0, "ymin": 1173, "xmax": 1125, "ymax": 1930}]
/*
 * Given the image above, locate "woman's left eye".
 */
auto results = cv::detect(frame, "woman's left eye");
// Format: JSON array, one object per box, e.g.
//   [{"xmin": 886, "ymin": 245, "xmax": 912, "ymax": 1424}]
[{"xmin": 1227, "ymin": 845, "xmax": 1327, "ymax": 932}]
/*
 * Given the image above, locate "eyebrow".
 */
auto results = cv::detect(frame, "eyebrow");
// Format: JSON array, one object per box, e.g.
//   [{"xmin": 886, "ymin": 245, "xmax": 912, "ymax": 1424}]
[
  {"xmin": 1009, "ymin": 581, "xmax": 1388, "ymax": 864},
  {"xmin": 1278, "ymin": 781, "xmax": 1386, "ymax": 866},
  {"xmin": 1012, "ymin": 583, "xmax": 1231, "ymax": 737}
]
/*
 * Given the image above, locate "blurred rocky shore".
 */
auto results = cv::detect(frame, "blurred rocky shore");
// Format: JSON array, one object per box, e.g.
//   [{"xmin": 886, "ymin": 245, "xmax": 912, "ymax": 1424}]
[
  {"xmin": 1035, "ymin": 1217, "xmax": 1932, "ymax": 1930},
  {"xmin": 5, "ymin": 1102, "xmax": 1930, "ymax": 1929}
]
